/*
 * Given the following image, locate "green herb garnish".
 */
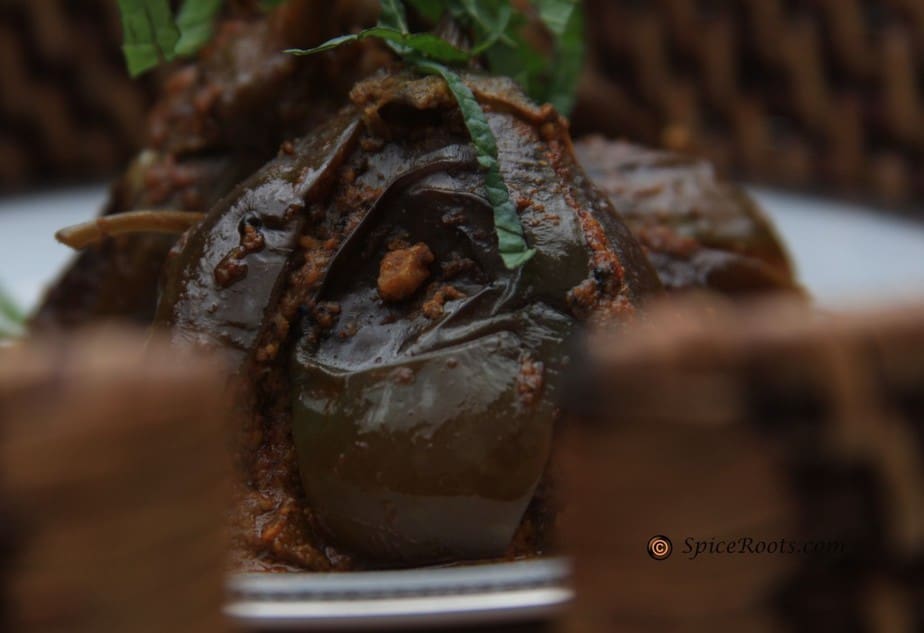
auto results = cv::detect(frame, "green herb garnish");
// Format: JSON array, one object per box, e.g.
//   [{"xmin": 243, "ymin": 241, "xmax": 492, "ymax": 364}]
[
  {"xmin": 414, "ymin": 60, "xmax": 535, "ymax": 268},
  {"xmin": 118, "ymin": 0, "xmax": 253, "ymax": 76},
  {"xmin": 117, "ymin": 0, "xmax": 181, "ymax": 76},
  {"xmin": 116, "ymin": 0, "xmax": 584, "ymax": 109},
  {"xmin": 290, "ymin": 27, "xmax": 471, "ymax": 63},
  {"xmin": 114, "ymin": 0, "xmax": 585, "ymax": 268},
  {"xmin": 174, "ymin": 0, "xmax": 224, "ymax": 56},
  {"xmin": 0, "ymin": 286, "xmax": 24, "ymax": 340},
  {"xmin": 402, "ymin": 0, "xmax": 585, "ymax": 113},
  {"xmin": 288, "ymin": 0, "xmax": 585, "ymax": 268}
]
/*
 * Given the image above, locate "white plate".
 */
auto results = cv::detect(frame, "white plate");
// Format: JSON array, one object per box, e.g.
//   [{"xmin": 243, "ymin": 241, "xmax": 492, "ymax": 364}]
[
  {"xmin": 1, "ymin": 185, "xmax": 923, "ymax": 629},
  {"xmin": 2, "ymin": 185, "xmax": 923, "ymax": 312},
  {"xmin": 226, "ymin": 558, "xmax": 571, "ymax": 630}
]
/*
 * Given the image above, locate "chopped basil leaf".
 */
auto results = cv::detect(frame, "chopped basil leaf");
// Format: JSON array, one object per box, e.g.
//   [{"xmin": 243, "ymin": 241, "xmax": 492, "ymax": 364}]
[
  {"xmin": 174, "ymin": 0, "xmax": 223, "ymax": 57},
  {"xmin": 117, "ymin": 0, "xmax": 180, "ymax": 76},
  {"xmin": 378, "ymin": 0, "xmax": 410, "ymax": 33},
  {"xmin": 287, "ymin": 27, "xmax": 471, "ymax": 64},
  {"xmin": 112, "ymin": 0, "xmax": 588, "ymax": 268},
  {"xmin": 414, "ymin": 60, "xmax": 535, "ymax": 269},
  {"xmin": 0, "ymin": 286, "xmax": 24, "ymax": 340},
  {"xmin": 538, "ymin": 0, "xmax": 584, "ymax": 114}
]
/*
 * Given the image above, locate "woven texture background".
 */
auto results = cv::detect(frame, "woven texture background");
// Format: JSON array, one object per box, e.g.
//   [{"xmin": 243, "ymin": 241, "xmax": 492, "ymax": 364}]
[
  {"xmin": 577, "ymin": 0, "xmax": 924, "ymax": 207},
  {"xmin": 0, "ymin": 1, "xmax": 922, "ymax": 207},
  {"xmin": 0, "ymin": 0, "xmax": 154, "ymax": 190},
  {"xmin": 564, "ymin": 296, "xmax": 924, "ymax": 631}
]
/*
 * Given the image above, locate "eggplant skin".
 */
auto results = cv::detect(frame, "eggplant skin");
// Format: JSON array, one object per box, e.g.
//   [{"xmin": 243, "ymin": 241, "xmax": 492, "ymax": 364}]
[
  {"xmin": 30, "ymin": 5, "xmax": 383, "ymax": 332},
  {"xmin": 155, "ymin": 70, "xmax": 660, "ymax": 569},
  {"xmin": 576, "ymin": 138, "xmax": 801, "ymax": 296},
  {"xmin": 154, "ymin": 109, "xmax": 363, "ymax": 363}
]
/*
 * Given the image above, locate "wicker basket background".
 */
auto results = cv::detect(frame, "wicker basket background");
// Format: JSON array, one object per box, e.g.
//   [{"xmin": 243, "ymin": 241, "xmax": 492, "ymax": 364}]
[
  {"xmin": 563, "ymin": 295, "xmax": 924, "ymax": 631},
  {"xmin": 0, "ymin": 1, "xmax": 922, "ymax": 208},
  {"xmin": 0, "ymin": 0, "xmax": 153, "ymax": 190},
  {"xmin": 576, "ymin": 0, "xmax": 924, "ymax": 208}
]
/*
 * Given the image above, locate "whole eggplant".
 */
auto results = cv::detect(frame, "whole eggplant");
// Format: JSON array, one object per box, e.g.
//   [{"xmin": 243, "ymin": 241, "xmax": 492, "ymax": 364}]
[
  {"xmin": 156, "ymin": 69, "xmax": 660, "ymax": 567},
  {"xmin": 30, "ymin": 1, "xmax": 383, "ymax": 331},
  {"xmin": 577, "ymin": 138, "xmax": 801, "ymax": 296}
]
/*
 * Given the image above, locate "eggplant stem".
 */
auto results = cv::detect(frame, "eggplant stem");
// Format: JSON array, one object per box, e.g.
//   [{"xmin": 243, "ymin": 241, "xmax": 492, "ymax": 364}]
[{"xmin": 55, "ymin": 211, "xmax": 206, "ymax": 250}]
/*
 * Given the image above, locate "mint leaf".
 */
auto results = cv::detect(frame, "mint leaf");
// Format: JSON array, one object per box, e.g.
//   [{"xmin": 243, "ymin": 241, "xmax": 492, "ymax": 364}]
[
  {"xmin": 286, "ymin": 33, "xmax": 367, "ymax": 56},
  {"xmin": 117, "ymin": 0, "xmax": 181, "ymax": 76},
  {"xmin": 406, "ymin": 0, "xmax": 445, "ymax": 22},
  {"xmin": 400, "ymin": 32, "xmax": 472, "ymax": 62},
  {"xmin": 535, "ymin": 0, "xmax": 577, "ymax": 36},
  {"xmin": 175, "ymin": 0, "xmax": 223, "ymax": 57},
  {"xmin": 414, "ymin": 60, "xmax": 535, "ymax": 269},
  {"xmin": 379, "ymin": 0, "xmax": 410, "ymax": 33},
  {"xmin": 0, "ymin": 285, "xmax": 24, "ymax": 340},
  {"xmin": 286, "ymin": 3, "xmax": 538, "ymax": 269},
  {"xmin": 287, "ymin": 26, "xmax": 471, "ymax": 64},
  {"xmin": 539, "ymin": 0, "xmax": 584, "ymax": 113},
  {"xmin": 483, "ymin": 14, "xmax": 547, "ymax": 100},
  {"xmin": 118, "ymin": 0, "xmax": 291, "ymax": 75},
  {"xmin": 460, "ymin": 0, "xmax": 515, "ymax": 53},
  {"xmin": 474, "ymin": 0, "xmax": 586, "ymax": 115}
]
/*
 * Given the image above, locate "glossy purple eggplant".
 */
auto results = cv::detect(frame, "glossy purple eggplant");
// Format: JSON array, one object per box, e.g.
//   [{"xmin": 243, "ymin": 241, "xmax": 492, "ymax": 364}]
[{"xmin": 156, "ymin": 70, "xmax": 660, "ymax": 567}]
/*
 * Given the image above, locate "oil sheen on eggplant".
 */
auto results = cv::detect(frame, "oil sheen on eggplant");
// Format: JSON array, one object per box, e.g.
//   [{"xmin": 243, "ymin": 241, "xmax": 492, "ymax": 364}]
[
  {"xmin": 31, "ymin": 1, "xmax": 384, "ymax": 331},
  {"xmin": 156, "ymin": 69, "xmax": 660, "ymax": 568},
  {"xmin": 576, "ymin": 138, "xmax": 801, "ymax": 296}
]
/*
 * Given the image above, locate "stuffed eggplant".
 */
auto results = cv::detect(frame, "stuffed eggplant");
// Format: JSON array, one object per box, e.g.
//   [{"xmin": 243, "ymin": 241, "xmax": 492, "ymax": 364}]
[
  {"xmin": 577, "ymin": 138, "xmax": 800, "ymax": 295},
  {"xmin": 30, "ymin": 0, "xmax": 802, "ymax": 571},
  {"xmin": 155, "ymin": 70, "xmax": 659, "ymax": 568},
  {"xmin": 31, "ymin": 0, "xmax": 381, "ymax": 330}
]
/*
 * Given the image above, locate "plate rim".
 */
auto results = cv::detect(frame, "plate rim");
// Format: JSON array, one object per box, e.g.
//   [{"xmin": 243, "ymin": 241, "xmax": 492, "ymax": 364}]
[{"xmin": 225, "ymin": 557, "xmax": 572, "ymax": 629}]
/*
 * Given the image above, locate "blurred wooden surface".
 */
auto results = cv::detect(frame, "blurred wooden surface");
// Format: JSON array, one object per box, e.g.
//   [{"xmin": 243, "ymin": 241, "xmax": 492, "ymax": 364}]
[
  {"xmin": 562, "ymin": 296, "xmax": 924, "ymax": 632},
  {"xmin": 0, "ymin": 328, "xmax": 233, "ymax": 632}
]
